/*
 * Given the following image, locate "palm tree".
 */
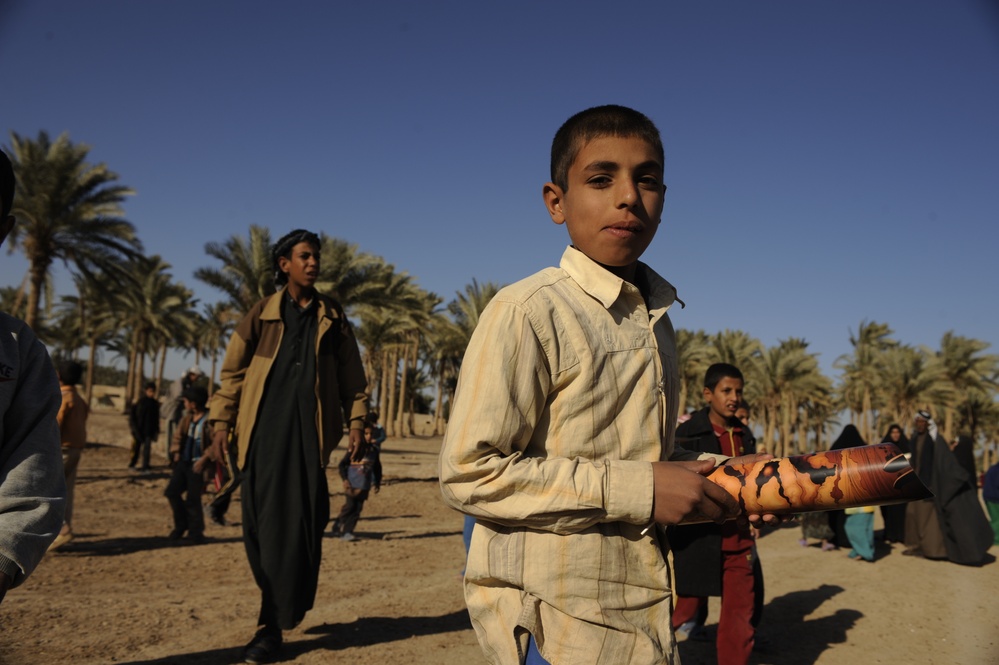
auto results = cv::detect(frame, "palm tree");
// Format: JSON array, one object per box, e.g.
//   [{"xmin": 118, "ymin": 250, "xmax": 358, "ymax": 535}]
[
  {"xmin": 195, "ymin": 302, "xmax": 238, "ymax": 397},
  {"xmin": 675, "ymin": 329, "xmax": 712, "ymax": 417},
  {"xmin": 757, "ymin": 338, "xmax": 829, "ymax": 456},
  {"xmin": 834, "ymin": 321, "xmax": 896, "ymax": 443},
  {"xmin": 195, "ymin": 225, "xmax": 275, "ymax": 315},
  {"xmin": 6, "ymin": 131, "xmax": 141, "ymax": 329},
  {"xmin": 118, "ymin": 255, "xmax": 197, "ymax": 404},
  {"xmin": 878, "ymin": 345, "xmax": 951, "ymax": 432},
  {"xmin": 932, "ymin": 332, "xmax": 998, "ymax": 441}
]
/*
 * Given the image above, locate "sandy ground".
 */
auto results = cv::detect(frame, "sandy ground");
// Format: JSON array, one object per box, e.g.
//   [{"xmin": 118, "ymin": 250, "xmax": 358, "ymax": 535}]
[{"xmin": 1, "ymin": 411, "xmax": 997, "ymax": 665}]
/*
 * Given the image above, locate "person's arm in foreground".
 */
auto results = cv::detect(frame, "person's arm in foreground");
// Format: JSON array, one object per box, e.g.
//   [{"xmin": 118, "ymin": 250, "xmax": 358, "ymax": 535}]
[{"xmin": 0, "ymin": 330, "xmax": 66, "ymax": 603}]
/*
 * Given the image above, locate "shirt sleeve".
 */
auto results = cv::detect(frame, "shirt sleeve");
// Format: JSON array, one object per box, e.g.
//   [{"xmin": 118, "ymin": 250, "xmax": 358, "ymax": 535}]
[
  {"xmin": 0, "ymin": 331, "xmax": 66, "ymax": 587},
  {"xmin": 439, "ymin": 298, "xmax": 653, "ymax": 535}
]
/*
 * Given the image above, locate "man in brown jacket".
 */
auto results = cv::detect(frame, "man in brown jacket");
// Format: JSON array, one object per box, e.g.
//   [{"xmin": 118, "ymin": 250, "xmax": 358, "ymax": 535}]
[
  {"xmin": 51, "ymin": 361, "xmax": 88, "ymax": 551},
  {"xmin": 206, "ymin": 229, "xmax": 368, "ymax": 664}
]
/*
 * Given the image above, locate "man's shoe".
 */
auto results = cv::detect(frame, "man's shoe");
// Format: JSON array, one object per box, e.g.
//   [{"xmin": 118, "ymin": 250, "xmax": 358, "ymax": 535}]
[
  {"xmin": 901, "ymin": 548, "xmax": 923, "ymax": 557},
  {"xmin": 168, "ymin": 529, "xmax": 184, "ymax": 541},
  {"xmin": 341, "ymin": 532, "xmax": 358, "ymax": 542},
  {"xmin": 243, "ymin": 629, "xmax": 281, "ymax": 664},
  {"xmin": 189, "ymin": 532, "xmax": 206, "ymax": 545}
]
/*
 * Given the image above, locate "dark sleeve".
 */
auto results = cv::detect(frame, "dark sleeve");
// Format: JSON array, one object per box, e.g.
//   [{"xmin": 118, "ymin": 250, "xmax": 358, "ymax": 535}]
[{"xmin": 373, "ymin": 449, "xmax": 382, "ymax": 487}]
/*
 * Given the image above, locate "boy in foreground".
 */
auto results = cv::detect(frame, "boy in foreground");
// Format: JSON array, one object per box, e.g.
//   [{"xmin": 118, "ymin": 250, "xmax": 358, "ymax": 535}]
[{"xmin": 439, "ymin": 106, "xmax": 774, "ymax": 664}]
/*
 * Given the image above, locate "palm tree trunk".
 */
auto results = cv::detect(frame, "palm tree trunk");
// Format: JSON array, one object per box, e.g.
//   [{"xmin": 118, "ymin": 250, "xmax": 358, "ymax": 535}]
[
  {"xmin": 385, "ymin": 347, "xmax": 398, "ymax": 437},
  {"xmin": 379, "ymin": 348, "xmax": 391, "ymax": 435},
  {"xmin": 433, "ymin": 370, "xmax": 445, "ymax": 435},
  {"xmin": 25, "ymin": 266, "xmax": 46, "ymax": 330},
  {"xmin": 85, "ymin": 337, "xmax": 98, "ymax": 407},
  {"xmin": 156, "ymin": 344, "xmax": 167, "ymax": 396}
]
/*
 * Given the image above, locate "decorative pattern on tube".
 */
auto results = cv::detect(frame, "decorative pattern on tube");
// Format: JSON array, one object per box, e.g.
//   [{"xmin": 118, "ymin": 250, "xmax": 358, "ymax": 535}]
[{"xmin": 684, "ymin": 443, "xmax": 933, "ymax": 524}]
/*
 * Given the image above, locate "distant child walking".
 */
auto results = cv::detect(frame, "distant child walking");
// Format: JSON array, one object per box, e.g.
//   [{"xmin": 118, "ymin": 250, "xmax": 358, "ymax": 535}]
[
  {"xmin": 165, "ymin": 385, "xmax": 210, "ymax": 545},
  {"xmin": 331, "ymin": 424, "xmax": 382, "ymax": 541},
  {"xmin": 51, "ymin": 360, "xmax": 89, "ymax": 551},
  {"xmin": 129, "ymin": 381, "xmax": 160, "ymax": 472}
]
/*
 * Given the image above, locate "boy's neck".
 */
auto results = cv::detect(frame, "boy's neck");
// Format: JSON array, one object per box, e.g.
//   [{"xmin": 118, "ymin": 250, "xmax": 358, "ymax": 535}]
[
  {"xmin": 286, "ymin": 282, "xmax": 315, "ymax": 307},
  {"xmin": 708, "ymin": 409, "xmax": 733, "ymax": 429}
]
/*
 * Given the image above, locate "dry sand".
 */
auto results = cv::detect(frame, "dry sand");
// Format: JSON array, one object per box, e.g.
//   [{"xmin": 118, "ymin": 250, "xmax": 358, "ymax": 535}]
[{"xmin": 1, "ymin": 411, "xmax": 996, "ymax": 664}]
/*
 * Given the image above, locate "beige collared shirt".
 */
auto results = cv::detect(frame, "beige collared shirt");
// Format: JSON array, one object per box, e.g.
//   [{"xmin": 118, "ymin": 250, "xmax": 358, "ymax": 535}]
[{"xmin": 440, "ymin": 246, "xmax": 713, "ymax": 665}]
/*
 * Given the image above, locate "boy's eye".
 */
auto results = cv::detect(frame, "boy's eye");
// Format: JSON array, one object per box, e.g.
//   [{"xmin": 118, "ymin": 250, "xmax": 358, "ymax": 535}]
[
  {"xmin": 587, "ymin": 175, "xmax": 612, "ymax": 187},
  {"xmin": 638, "ymin": 175, "xmax": 661, "ymax": 188}
]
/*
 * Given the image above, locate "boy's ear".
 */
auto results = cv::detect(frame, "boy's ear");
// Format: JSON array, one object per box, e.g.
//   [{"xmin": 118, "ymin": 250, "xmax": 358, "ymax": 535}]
[
  {"xmin": 702, "ymin": 386, "xmax": 713, "ymax": 402},
  {"xmin": 543, "ymin": 182, "xmax": 566, "ymax": 225},
  {"xmin": 0, "ymin": 215, "xmax": 14, "ymax": 249}
]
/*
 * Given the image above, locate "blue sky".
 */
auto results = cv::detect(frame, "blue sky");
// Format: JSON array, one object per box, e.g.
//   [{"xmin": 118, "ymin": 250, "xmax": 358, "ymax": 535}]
[{"xmin": 2, "ymin": 1, "xmax": 997, "ymax": 382}]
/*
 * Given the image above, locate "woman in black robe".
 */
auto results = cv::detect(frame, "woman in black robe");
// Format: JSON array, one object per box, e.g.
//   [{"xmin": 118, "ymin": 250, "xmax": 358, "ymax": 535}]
[{"xmin": 879, "ymin": 423, "xmax": 909, "ymax": 543}]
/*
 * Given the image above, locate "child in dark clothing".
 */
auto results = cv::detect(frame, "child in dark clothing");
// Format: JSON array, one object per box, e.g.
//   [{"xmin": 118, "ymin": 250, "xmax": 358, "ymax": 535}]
[
  {"xmin": 129, "ymin": 381, "xmax": 160, "ymax": 471},
  {"xmin": 165, "ymin": 386, "xmax": 210, "ymax": 544},
  {"xmin": 669, "ymin": 363, "xmax": 759, "ymax": 664},
  {"xmin": 331, "ymin": 425, "xmax": 381, "ymax": 542}
]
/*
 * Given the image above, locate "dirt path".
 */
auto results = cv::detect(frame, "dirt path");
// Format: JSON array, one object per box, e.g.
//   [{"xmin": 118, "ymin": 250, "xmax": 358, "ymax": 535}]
[{"xmin": 1, "ymin": 412, "xmax": 996, "ymax": 664}]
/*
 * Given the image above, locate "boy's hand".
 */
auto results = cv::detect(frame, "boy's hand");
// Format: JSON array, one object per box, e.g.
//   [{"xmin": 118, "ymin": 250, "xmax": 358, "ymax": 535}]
[
  {"xmin": 211, "ymin": 430, "xmax": 229, "ymax": 456},
  {"xmin": 348, "ymin": 429, "xmax": 363, "ymax": 462},
  {"xmin": 651, "ymin": 460, "xmax": 740, "ymax": 525}
]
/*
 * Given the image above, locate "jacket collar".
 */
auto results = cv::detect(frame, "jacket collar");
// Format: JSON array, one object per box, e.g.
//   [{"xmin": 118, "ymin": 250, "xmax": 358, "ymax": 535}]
[
  {"xmin": 559, "ymin": 245, "xmax": 681, "ymax": 312},
  {"xmin": 260, "ymin": 285, "xmax": 335, "ymax": 322}
]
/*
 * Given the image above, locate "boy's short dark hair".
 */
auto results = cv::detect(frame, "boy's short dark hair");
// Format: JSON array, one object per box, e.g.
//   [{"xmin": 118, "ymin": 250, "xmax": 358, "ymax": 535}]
[
  {"xmin": 57, "ymin": 360, "xmax": 84, "ymax": 386},
  {"xmin": 182, "ymin": 385, "xmax": 209, "ymax": 410},
  {"xmin": 272, "ymin": 229, "xmax": 321, "ymax": 287},
  {"xmin": 550, "ymin": 105, "xmax": 664, "ymax": 191},
  {"xmin": 1, "ymin": 150, "xmax": 15, "ymax": 219},
  {"xmin": 704, "ymin": 363, "xmax": 744, "ymax": 390},
  {"xmin": 144, "ymin": 381, "xmax": 156, "ymax": 392}
]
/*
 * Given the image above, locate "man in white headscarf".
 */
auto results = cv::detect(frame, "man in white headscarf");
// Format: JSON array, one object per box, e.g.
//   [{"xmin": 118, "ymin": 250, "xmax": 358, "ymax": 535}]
[{"xmin": 903, "ymin": 410, "xmax": 992, "ymax": 565}]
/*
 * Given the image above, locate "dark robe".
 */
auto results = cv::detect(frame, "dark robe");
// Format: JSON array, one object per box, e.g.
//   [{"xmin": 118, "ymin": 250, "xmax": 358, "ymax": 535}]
[
  {"xmin": 879, "ymin": 425, "xmax": 910, "ymax": 543},
  {"xmin": 827, "ymin": 425, "xmax": 867, "ymax": 548},
  {"xmin": 242, "ymin": 297, "xmax": 329, "ymax": 630},
  {"xmin": 906, "ymin": 430, "xmax": 992, "ymax": 565}
]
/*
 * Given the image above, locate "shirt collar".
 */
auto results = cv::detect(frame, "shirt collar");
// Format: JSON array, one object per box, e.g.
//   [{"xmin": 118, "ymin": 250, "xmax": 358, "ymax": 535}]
[{"xmin": 559, "ymin": 245, "xmax": 681, "ymax": 312}]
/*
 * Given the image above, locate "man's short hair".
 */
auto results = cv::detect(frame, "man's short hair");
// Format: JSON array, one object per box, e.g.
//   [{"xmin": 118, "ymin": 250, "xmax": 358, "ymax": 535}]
[
  {"xmin": 58, "ymin": 360, "xmax": 85, "ymax": 386},
  {"xmin": 704, "ymin": 363, "xmax": 744, "ymax": 390},
  {"xmin": 272, "ymin": 229, "xmax": 320, "ymax": 287},
  {"xmin": 550, "ymin": 105, "xmax": 664, "ymax": 191},
  {"xmin": 144, "ymin": 381, "xmax": 156, "ymax": 392},
  {"xmin": 1, "ymin": 150, "xmax": 15, "ymax": 219}
]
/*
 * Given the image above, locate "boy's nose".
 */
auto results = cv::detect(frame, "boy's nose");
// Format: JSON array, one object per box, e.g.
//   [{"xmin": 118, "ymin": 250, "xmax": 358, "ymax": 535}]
[{"xmin": 616, "ymin": 182, "xmax": 639, "ymax": 208}]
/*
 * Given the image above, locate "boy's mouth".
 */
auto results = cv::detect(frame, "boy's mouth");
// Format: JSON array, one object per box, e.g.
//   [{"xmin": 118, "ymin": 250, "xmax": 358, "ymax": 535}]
[{"xmin": 605, "ymin": 222, "xmax": 643, "ymax": 238}]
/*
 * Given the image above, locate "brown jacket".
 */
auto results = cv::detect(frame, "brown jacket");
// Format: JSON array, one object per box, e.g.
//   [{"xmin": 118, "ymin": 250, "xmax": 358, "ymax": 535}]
[{"xmin": 208, "ymin": 287, "xmax": 368, "ymax": 469}]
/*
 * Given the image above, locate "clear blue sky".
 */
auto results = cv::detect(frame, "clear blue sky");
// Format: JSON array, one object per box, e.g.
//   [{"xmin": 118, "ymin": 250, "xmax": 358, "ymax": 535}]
[{"xmin": 2, "ymin": 1, "xmax": 997, "ymax": 382}]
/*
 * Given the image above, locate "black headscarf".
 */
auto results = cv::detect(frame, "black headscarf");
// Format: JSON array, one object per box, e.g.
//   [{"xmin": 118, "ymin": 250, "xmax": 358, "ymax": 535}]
[{"xmin": 829, "ymin": 424, "xmax": 867, "ymax": 451}]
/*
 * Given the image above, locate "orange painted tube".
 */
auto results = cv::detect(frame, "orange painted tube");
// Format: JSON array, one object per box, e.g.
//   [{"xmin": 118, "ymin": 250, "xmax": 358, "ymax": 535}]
[{"xmin": 696, "ymin": 443, "xmax": 932, "ymax": 521}]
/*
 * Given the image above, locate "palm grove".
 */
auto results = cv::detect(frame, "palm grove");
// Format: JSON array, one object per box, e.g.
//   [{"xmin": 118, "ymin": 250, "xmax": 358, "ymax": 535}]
[{"xmin": 5, "ymin": 132, "xmax": 999, "ymax": 473}]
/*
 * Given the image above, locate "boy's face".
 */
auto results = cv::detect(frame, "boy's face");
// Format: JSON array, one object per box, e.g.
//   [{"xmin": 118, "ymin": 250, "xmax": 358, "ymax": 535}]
[
  {"xmin": 145, "ymin": 387, "xmax": 156, "ymax": 398},
  {"xmin": 543, "ymin": 135, "xmax": 665, "ymax": 279},
  {"xmin": 364, "ymin": 428, "xmax": 374, "ymax": 443},
  {"xmin": 183, "ymin": 397, "xmax": 195, "ymax": 412},
  {"xmin": 278, "ymin": 241, "xmax": 320, "ymax": 290},
  {"xmin": 704, "ymin": 377, "xmax": 744, "ymax": 423}
]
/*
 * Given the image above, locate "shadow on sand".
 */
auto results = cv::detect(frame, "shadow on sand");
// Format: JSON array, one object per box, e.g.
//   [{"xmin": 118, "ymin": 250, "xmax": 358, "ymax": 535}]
[
  {"xmin": 678, "ymin": 583, "xmax": 863, "ymax": 665},
  {"xmin": 108, "ymin": 610, "xmax": 472, "ymax": 665}
]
